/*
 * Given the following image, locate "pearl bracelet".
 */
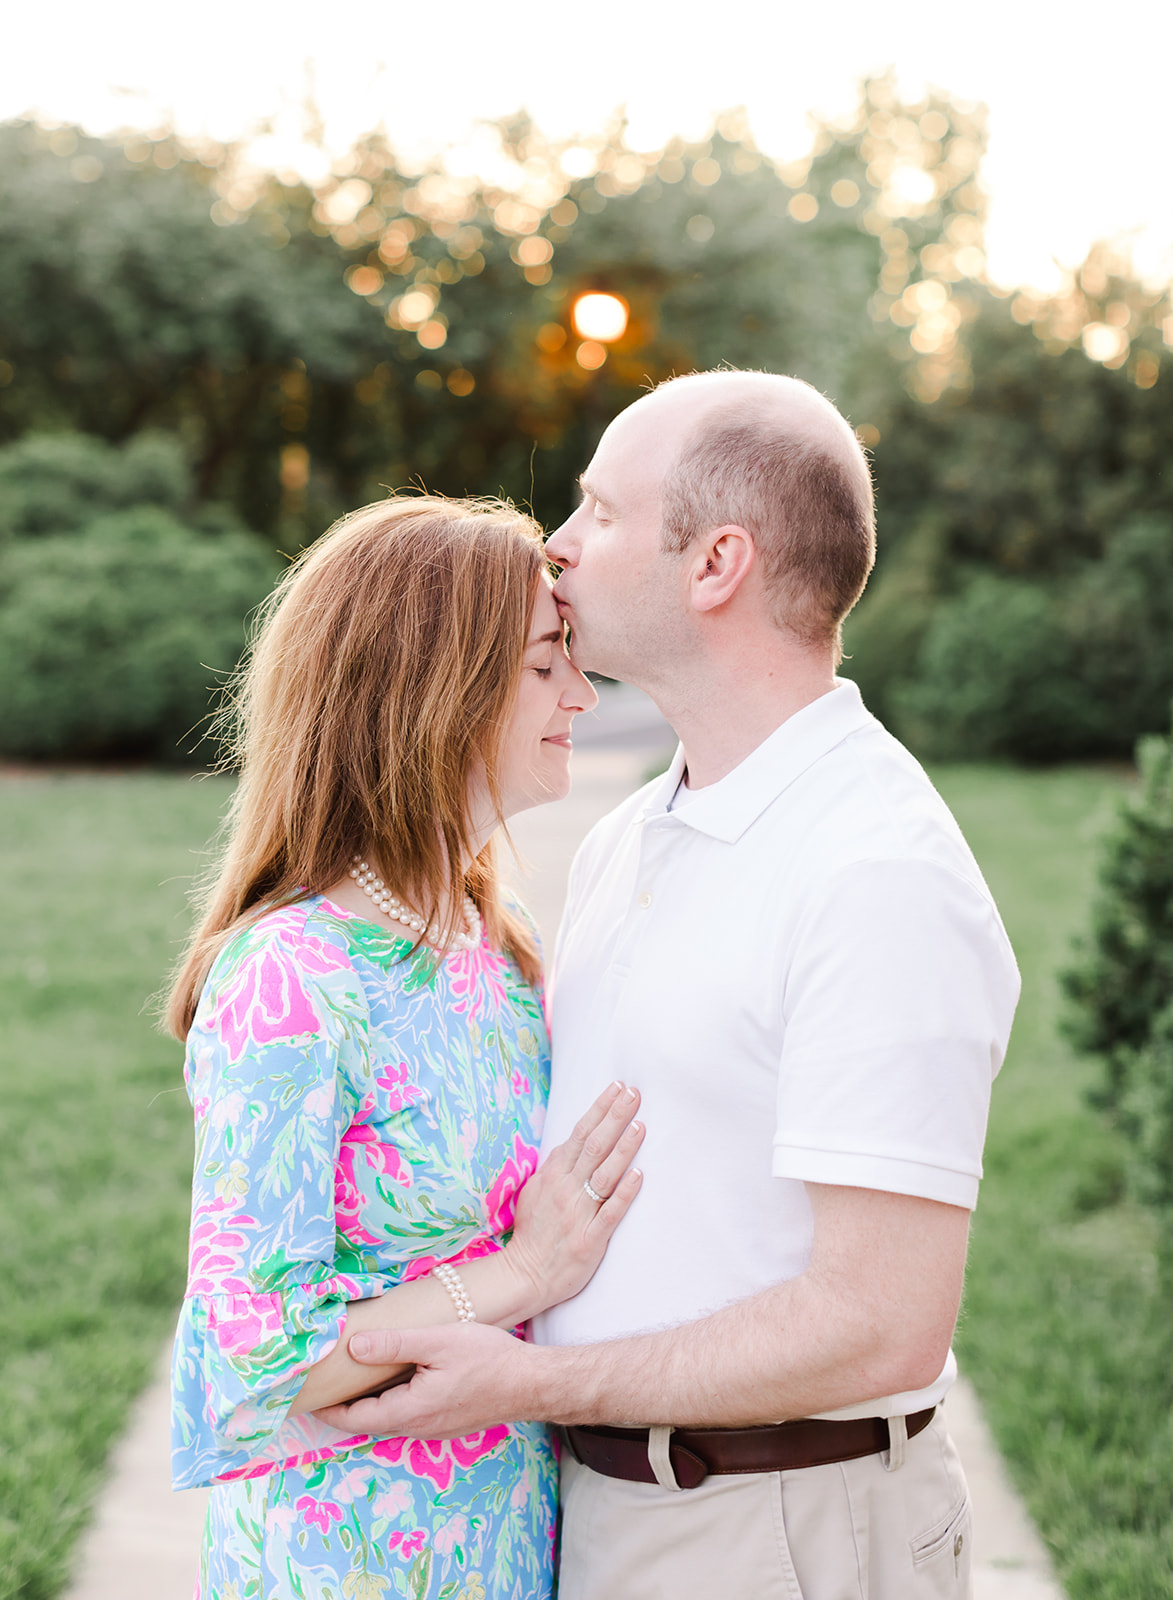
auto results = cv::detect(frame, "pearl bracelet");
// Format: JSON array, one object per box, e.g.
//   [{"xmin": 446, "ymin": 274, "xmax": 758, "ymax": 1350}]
[{"xmin": 432, "ymin": 1261, "xmax": 476, "ymax": 1323}]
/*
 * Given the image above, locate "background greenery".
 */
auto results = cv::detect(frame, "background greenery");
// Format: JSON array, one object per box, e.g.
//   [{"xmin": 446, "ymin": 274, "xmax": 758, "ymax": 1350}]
[
  {"xmin": 3, "ymin": 768, "xmax": 1172, "ymax": 1598},
  {"xmin": 0, "ymin": 774, "xmax": 231, "ymax": 1600},
  {"xmin": 3, "ymin": 65, "xmax": 1173, "ymax": 1600},
  {"xmin": 1, "ymin": 76, "xmax": 1171, "ymax": 763}
]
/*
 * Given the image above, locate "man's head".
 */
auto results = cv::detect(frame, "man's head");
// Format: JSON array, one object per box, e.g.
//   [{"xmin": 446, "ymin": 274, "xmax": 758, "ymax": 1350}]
[{"xmin": 546, "ymin": 370, "xmax": 875, "ymax": 683}]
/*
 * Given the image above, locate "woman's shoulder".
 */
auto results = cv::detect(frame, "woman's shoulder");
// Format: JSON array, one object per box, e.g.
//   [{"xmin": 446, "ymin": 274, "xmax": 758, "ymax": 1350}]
[{"xmin": 198, "ymin": 894, "xmax": 406, "ymax": 1017}]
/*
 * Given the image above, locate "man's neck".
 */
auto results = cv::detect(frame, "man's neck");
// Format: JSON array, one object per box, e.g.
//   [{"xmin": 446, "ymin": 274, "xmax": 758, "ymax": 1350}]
[{"xmin": 648, "ymin": 653, "xmax": 838, "ymax": 790}]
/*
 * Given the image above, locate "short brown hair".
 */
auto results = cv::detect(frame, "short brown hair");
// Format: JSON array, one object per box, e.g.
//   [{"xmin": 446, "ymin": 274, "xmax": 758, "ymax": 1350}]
[
  {"xmin": 165, "ymin": 495, "xmax": 546, "ymax": 1037},
  {"xmin": 660, "ymin": 410, "xmax": 875, "ymax": 652}
]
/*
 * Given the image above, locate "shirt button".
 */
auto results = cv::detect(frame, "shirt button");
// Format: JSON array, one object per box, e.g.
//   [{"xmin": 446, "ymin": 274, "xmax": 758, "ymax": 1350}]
[{"xmin": 638, "ymin": 891, "xmax": 653, "ymax": 909}]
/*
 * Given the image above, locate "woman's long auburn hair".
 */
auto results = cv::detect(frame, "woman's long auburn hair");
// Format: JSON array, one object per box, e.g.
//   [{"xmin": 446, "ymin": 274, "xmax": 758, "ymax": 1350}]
[{"xmin": 165, "ymin": 495, "xmax": 547, "ymax": 1039}]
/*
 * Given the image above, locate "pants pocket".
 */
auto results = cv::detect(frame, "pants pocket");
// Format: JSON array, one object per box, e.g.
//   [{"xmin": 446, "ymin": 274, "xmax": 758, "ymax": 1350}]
[{"xmin": 910, "ymin": 1493, "xmax": 971, "ymax": 1592}]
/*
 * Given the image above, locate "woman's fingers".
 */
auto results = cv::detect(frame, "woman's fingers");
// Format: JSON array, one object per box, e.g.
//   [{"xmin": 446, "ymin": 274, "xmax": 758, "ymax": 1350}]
[
  {"xmin": 556, "ymin": 1081, "xmax": 628, "ymax": 1167},
  {"xmin": 580, "ymin": 1116, "xmax": 645, "ymax": 1205},
  {"xmin": 570, "ymin": 1085, "xmax": 641, "ymax": 1184}
]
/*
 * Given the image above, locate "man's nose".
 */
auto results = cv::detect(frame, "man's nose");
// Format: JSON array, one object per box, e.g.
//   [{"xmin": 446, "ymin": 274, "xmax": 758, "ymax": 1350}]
[{"xmin": 545, "ymin": 520, "xmax": 575, "ymax": 566}]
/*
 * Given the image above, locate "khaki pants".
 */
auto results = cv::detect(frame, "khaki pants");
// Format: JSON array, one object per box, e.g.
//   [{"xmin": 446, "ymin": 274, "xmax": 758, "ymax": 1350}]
[{"xmin": 558, "ymin": 1413, "xmax": 971, "ymax": 1600}]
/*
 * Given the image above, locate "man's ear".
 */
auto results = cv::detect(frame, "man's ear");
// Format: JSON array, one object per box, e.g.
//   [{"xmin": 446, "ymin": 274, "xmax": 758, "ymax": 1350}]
[{"xmin": 688, "ymin": 525, "xmax": 755, "ymax": 614}]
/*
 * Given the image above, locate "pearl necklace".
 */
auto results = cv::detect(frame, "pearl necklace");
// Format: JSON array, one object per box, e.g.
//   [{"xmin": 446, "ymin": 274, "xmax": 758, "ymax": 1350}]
[{"xmin": 349, "ymin": 857, "xmax": 482, "ymax": 952}]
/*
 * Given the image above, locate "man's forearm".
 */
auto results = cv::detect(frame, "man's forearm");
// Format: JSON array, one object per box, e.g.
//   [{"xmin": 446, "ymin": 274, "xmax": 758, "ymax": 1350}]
[
  {"xmin": 519, "ymin": 1266, "xmax": 945, "ymax": 1428},
  {"xmin": 517, "ymin": 1186, "xmax": 965, "ymax": 1427},
  {"xmin": 324, "ymin": 1186, "xmax": 967, "ymax": 1439}
]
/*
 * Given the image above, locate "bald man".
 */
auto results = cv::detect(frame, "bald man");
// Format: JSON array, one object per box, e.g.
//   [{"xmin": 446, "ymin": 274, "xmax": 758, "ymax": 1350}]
[{"xmin": 324, "ymin": 371, "xmax": 1020, "ymax": 1599}]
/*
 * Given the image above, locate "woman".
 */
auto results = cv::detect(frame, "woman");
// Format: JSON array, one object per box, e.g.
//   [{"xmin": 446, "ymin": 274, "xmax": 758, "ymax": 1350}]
[{"xmin": 166, "ymin": 496, "xmax": 644, "ymax": 1600}]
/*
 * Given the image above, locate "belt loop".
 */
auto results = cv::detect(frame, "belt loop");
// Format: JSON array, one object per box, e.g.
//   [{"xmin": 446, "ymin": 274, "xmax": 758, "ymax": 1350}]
[
  {"xmin": 882, "ymin": 1414, "xmax": 907, "ymax": 1473},
  {"xmin": 648, "ymin": 1425, "xmax": 682, "ymax": 1491}
]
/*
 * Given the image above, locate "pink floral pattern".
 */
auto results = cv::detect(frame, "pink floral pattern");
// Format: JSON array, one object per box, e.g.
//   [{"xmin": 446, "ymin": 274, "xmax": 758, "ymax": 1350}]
[{"xmin": 172, "ymin": 896, "xmax": 555, "ymax": 1599}]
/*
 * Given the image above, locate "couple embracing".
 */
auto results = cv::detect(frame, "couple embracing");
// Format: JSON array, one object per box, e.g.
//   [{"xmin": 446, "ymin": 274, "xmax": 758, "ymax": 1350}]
[{"xmin": 168, "ymin": 369, "xmax": 1019, "ymax": 1599}]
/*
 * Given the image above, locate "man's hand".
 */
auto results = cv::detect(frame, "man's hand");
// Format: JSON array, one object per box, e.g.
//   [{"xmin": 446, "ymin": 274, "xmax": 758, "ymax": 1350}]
[{"xmin": 315, "ymin": 1323, "xmax": 541, "ymax": 1439}]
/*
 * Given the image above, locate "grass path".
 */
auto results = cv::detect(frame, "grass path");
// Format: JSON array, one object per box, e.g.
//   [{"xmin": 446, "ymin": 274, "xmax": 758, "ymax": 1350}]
[
  {"xmin": 2, "ymin": 766, "xmax": 1171, "ymax": 1598},
  {"xmin": 0, "ymin": 773, "xmax": 231, "ymax": 1600}
]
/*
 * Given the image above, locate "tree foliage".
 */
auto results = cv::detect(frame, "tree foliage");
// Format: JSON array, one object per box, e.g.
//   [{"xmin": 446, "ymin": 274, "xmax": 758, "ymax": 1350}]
[{"xmin": 0, "ymin": 80, "xmax": 1171, "ymax": 762}]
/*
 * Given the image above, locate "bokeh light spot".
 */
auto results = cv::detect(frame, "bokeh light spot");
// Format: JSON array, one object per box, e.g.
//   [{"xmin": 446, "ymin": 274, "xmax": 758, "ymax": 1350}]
[
  {"xmin": 830, "ymin": 180, "xmax": 860, "ymax": 208},
  {"xmin": 517, "ymin": 236, "xmax": 553, "ymax": 267},
  {"xmin": 788, "ymin": 193, "xmax": 819, "ymax": 223},
  {"xmin": 576, "ymin": 341, "xmax": 607, "ymax": 370},
  {"xmin": 395, "ymin": 288, "xmax": 439, "ymax": 328},
  {"xmin": 1082, "ymin": 323, "xmax": 1129, "ymax": 364},
  {"xmin": 417, "ymin": 320, "xmax": 448, "ymax": 350},
  {"xmin": 345, "ymin": 265, "xmax": 383, "ymax": 296},
  {"xmin": 692, "ymin": 157, "xmax": 721, "ymax": 186},
  {"xmin": 561, "ymin": 147, "xmax": 596, "ymax": 179},
  {"xmin": 537, "ymin": 323, "xmax": 567, "ymax": 353},
  {"xmin": 572, "ymin": 293, "xmax": 629, "ymax": 343},
  {"xmin": 280, "ymin": 444, "xmax": 309, "ymax": 492},
  {"xmin": 686, "ymin": 214, "xmax": 715, "ymax": 243},
  {"xmin": 447, "ymin": 369, "xmax": 476, "ymax": 396},
  {"xmin": 415, "ymin": 369, "xmax": 443, "ymax": 390}
]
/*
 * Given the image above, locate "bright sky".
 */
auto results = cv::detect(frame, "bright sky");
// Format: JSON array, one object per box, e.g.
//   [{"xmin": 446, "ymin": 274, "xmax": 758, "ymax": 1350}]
[{"xmin": 3, "ymin": 0, "xmax": 1170, "ymax": 294}]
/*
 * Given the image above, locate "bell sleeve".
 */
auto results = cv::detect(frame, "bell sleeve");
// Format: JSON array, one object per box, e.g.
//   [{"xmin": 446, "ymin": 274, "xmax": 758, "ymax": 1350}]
[{"xmin": 170, "ymin": 920, "xmax": 388, "ymax": 1488}]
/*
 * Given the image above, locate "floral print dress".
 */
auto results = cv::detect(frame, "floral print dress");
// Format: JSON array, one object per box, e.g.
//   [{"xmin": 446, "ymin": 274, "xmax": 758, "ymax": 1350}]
[{"xmin": 170, "ymin": 895, "xmax": 557, "ymax": 1600}]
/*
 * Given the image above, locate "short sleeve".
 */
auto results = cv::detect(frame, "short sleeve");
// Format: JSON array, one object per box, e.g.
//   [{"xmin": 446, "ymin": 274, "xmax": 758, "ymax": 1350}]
[
  {"xmin": 170, "ymin": 922, "xmax": 387, "ymax": 1488},
  {"xmin": 772, "ymin": 858, "xmax": 1020, "ymax": 1209}
]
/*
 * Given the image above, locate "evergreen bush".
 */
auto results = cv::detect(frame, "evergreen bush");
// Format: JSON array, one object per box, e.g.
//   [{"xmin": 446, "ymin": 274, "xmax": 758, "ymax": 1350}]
[{"xmin": 1063, "ymin": 724, "xmax": 1173, "ymax": 1274}]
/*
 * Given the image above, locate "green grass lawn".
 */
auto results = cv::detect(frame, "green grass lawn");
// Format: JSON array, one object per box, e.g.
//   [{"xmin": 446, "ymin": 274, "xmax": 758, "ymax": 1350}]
[
  {"xmin": 939, "ymin": 765, "xmax": 1173, "ymax": 1599},
  {"xmin": 0, "ymin": 771, "xmax": 232, "ymax": 1600},
  {"xmin": 1, "ymin": 764, "xmax": 1171, "ymax": 1598}
]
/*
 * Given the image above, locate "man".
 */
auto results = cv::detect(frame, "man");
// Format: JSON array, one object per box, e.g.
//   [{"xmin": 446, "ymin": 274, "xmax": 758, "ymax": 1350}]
[{"xmin": 324, "ymin": 370, "xmax": 1020, "ymax": 1598}]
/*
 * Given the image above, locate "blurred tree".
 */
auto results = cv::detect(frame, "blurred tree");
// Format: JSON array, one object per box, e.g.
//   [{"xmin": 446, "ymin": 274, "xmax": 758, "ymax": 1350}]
[
  {"xmin": 2, "ymin": 85, "xmax": 1172, "ymax": 762},
  {"xmin": 0, "ymin": 81, "xmax": 989, "ymax": 542}
]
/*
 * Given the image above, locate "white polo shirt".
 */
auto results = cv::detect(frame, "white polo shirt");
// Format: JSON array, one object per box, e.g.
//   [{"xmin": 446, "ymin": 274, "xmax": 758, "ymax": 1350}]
[{"xmin": 532, "ymin": 678, "xmax": 1020, "ymax": 1420}]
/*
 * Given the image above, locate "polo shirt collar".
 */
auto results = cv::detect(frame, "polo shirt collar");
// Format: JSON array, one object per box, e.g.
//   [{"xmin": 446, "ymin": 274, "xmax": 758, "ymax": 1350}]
[{"xmin": 643, "ymin": 678, "xmax": 875, "ymax": 843}]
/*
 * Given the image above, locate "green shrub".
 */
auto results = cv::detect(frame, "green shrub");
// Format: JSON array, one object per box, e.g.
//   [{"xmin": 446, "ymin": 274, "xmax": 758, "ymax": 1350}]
[
  {"xmin": 891, "ymin": 516, "xmax": 1173, "ymax": 761},
  {"xmin": 1063, "ymin": 726, "xmax": 1173, "ymax": 1273},
  {"xmin": 0, "ymin": 506, "xmax": 278, "ymax": 761},
  {"xmin": 1065, "ymin": 517, "xmax": 1173, "ymax": 752},
  {"xmin": 892, "ymin": 573, "xmax": 1093, "ymax": 760},
  {"xmin": 0, "ymin": 430, "xmax": 193, "ymax": 541}
]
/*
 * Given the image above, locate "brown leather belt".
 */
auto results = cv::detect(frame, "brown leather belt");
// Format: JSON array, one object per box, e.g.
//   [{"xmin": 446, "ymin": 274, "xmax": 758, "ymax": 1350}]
[{"xmin": 562, "ymin": 1407, "xmax": 935, "ymax": 1489}]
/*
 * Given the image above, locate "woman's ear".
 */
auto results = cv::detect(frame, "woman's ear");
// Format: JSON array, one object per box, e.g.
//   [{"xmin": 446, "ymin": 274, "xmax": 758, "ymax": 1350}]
[{"xmin": 688, "ymin": 525, "xmax": 756, "ymax": 614}]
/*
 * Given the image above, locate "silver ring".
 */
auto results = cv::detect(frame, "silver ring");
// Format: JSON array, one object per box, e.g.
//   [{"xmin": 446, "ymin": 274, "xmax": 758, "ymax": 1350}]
[{"xmin": 583, "ymin": 1177, "xmax": 606, "ymax": 1204}]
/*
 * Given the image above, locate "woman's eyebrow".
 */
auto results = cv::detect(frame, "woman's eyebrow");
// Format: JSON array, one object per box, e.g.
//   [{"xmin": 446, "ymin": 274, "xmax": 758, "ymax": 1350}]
[{"xmin": 527, "ymin": 629, "xmax": 564, "ymax": 648}]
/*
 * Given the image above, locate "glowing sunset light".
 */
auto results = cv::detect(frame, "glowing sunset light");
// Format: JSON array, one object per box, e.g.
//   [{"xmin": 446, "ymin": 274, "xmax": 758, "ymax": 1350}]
[{"xmin": 571, "ymin": 292, "xmax": 629, "ymax": 343}]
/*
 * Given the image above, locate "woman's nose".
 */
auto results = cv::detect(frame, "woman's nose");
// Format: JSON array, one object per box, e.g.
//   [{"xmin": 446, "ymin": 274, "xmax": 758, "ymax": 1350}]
[{"xmin": 563, "ymin": 668, "xmax": 599, "ymax": 715}]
